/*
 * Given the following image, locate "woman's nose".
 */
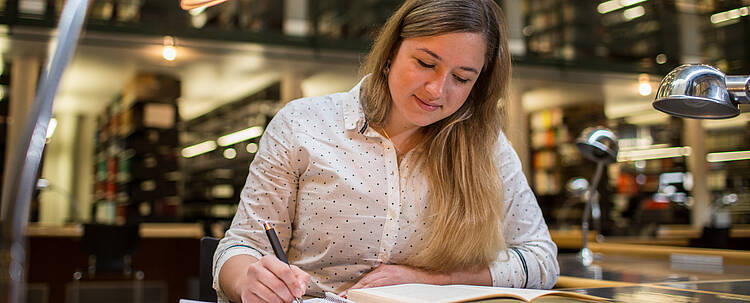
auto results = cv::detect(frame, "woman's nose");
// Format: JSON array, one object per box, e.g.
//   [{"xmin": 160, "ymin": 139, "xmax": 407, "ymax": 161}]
[{"xmin": 424, "ymin": 73, "xmax": 447, "ymax": 100}]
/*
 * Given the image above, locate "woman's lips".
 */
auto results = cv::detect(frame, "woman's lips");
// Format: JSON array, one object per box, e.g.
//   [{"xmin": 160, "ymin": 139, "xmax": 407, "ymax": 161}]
[{"xmin": 414, "ymin": 96, "xmax": 441, "ymax": 112}]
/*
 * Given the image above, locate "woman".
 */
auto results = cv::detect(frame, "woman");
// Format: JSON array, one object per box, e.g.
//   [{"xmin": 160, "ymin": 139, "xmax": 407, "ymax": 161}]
[{"xmin": 214, "ymin": 0, "xmax": 559, "ymax": 302}]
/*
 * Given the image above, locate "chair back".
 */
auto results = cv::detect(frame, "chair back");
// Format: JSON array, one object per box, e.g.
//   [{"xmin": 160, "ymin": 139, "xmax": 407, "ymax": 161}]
[
  {"xmin": 199, "ymin": 236, "xmax": 220, "ymax": 302},
  {"xmin": 81, "ymin": 223, "xmax": 140, "ymax": 275}
]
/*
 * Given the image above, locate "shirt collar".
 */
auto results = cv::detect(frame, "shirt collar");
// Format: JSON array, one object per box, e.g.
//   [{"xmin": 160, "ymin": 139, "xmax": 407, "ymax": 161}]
[{"xmin": 342, "ymin": 76, "xmax": 369, "ymax": 132}]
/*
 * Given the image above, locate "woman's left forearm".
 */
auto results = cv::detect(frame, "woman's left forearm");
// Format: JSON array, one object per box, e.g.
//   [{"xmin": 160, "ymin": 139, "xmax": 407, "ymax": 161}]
[{"xmin": 442, "ymin": 266, "xmax": 492, "ymax": 286}]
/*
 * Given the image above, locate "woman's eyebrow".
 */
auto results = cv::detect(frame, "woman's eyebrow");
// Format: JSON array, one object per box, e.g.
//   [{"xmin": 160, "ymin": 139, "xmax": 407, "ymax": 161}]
[
  {"xmin": 416, "ymin": 47, "xmax": 479, "ymax": 74},
  {"xmin": 417, "ymin": 47, "xmax": 442, "ymax": 61}
]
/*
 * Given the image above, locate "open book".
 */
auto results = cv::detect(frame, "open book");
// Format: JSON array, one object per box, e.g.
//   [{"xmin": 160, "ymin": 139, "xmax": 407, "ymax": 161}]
[{"xmin": 346, "ymin": 284, "xmax": 607, "ymax": 303}]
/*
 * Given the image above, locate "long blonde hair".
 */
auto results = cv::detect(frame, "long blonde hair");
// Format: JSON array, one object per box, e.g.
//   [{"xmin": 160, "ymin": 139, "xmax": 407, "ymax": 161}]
[{"xmin": 360, "ymin": 0, "xmax": 511, "ymax": 273}]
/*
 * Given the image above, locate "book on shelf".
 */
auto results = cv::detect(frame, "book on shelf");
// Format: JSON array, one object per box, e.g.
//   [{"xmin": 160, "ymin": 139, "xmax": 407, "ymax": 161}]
[{"xmin": 346, "ymin": 284, "xmax": 607, "ymax": 303}]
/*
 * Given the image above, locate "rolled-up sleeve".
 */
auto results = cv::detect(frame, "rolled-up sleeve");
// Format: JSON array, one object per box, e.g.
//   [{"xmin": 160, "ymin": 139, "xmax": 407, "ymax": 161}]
[
  {"xmin": 488, "ymin": 132, "xmax": 559, "ymax": 289},
  {"xmin": 212, "ymin": 104, "xmax": 305, "ymax": 302}
]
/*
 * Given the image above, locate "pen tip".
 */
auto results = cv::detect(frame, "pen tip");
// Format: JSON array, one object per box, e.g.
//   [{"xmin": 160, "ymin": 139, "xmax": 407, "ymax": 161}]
[{"xmin": 263, "ymin": 221, "xmax": 272, "ymax": 230}]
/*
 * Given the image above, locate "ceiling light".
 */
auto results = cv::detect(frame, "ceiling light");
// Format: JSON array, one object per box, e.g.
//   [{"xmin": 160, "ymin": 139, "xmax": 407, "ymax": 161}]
[
  {"xmin": 223, "ymin": 148, "xmax": 237, "ymax": 159},
  {"xmin": 217, "ymin": 126, "xmax": 264, "ymax": 146},
  {"xmin": 617, "ymin": 146, "xmax": 691, "ymax": 162},
  {"xmin": 707, "ymin": 150, "xmax": 750, "ymax": 162},
  {"xmin": 246, "ymin": 142, "xmax": 259, "ymax": 154},
  {"xmin": 597, "ymin": 0, "xmax": 647, "ymax": 14},
  {"xmin": 623, "ymin": 6, "xmax": 645, "ymax": 20},
  {"xmin": 182, "ymin": 140, "xmax": 217, "ymax": 158},
  {"xmin": 711, "ymin": 6, "xmax": 749, "ymax": 25}
]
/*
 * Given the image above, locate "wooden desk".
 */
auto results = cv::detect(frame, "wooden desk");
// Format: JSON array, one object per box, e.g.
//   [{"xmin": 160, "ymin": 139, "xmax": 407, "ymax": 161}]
[
  {"xmin": 25, "ymin": 222, "xmax": 204, "ymax": 238},
  {"xmin": 565, "ymin": 281, "xmax": 750, "ymax": 302},
  {"xmin": 26, "ymin": 223, "xmax": 204, "ymax": 303},
  {"xmin": 555, "ymin": 246, "xmax": 750, "ymax": 302},
  {"xmin": 551, "ymin": 225, "xmax": 750, "ymax": 250}
]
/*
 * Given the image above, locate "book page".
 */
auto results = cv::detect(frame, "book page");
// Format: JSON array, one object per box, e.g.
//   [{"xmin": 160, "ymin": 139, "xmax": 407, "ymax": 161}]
[{"xmin": 347, "ymin": 284, "xmax": 606, "ymax": 303}]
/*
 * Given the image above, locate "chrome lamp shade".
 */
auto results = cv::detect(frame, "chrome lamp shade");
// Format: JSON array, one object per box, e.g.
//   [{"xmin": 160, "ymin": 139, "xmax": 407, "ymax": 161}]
[
  {"xmin": 653, "ymin": 64, "xmax": 750, "ymax": 119},
  {"xmin": 575, "ymin": 127, "xmax": 619, "ymax": 164}
]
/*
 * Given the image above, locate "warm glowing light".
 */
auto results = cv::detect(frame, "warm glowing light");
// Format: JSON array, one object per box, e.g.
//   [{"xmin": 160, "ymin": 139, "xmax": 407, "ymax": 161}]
[
  {"xmin": 618, "ymin": 146, "xmax": 691, "ymax": 162},
  {"xmin": 46, "ymin": 118, "xmax": 58, "ymax": 139},
  {"xmin": 707, "ymin": 150, "xmax": 750, "ymax": 162},
  {"xmin": 655, "ymin": 53, "xmax": 668, "ymax": 64},
  {"xmin": 182, "ymin": 141, "xmax": 217, "ymax": 158},
  {"xmin": 637, "ymin": 74, "xmax": 651, "ymax": 96},
  {"xmin": 597, "ymin": 0, "xmax": 647, "ymax": 14},
  {"xmin": 711, "ymin": 6, "xmax": 749, "ymax": 25},
  {"xmin": 189, "ymin": 6, "xmax": 206, "ymax": 16},
  {"xmin": 223, "ymin": 148, "xmax": 237, "ymax": 159},
  {"xmin": 246, "ymin": 142, "xmax": 259, "ymax": 154},
  {"xmin": 162, "ymin": 36, "xmax": 177, "ymax": 61},
  {"xmin": 639, "ymin": 82, "xmax": 652, "ymax": 96},
  {"xmin": 180, "ymin": 0, "xmax": 229, "ymax": 10},
  {"xmin": 163, "ymin": 45, "xmax": 176, "ymax": 61},
  {"xmin": 623, "ymin": 6, "xmax": 645, "ymax": 20},
  {"xmin": 217, "ymin": 126, "xmax": 264, "ymax": 146}
]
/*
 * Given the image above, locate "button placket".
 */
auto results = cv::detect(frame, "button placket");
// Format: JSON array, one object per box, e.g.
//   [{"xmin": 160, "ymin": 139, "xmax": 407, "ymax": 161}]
[{"xmin": 377, "ymin": 137, "xmax": 401, "ymax": 263}]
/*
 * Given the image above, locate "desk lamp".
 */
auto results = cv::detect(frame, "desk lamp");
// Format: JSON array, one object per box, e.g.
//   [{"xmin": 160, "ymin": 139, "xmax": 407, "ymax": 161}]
[
  {"xmin": 575, "ymin": 127, "xmax": 618, "ymax": 266},
  {"xmin": 653, "ymin": 64, "xmax": 750, "ymax": 119}
]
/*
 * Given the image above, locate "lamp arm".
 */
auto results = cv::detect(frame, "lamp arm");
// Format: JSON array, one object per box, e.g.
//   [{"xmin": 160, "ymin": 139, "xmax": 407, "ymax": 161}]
[
  {"xmin": 581, "ymin": 161, "xmax": 605, "ymax": 253},
  {"xmin": 726, "ymin": 76, "xmax": 750, "ymax": 104},
  {"xmin": 0, "ymin": 0, "xmax": 90, "ymax": 301}
]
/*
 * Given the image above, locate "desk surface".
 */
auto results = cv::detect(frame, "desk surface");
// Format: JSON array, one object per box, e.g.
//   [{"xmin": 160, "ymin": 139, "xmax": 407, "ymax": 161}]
[
  {"xmin": 557, "ymin": 252, "xmax": 750, "ymax": 302},
  {"xmin": 565, "ymin": 284, "xmax": 750, "ymax": 303},
  {"xmin": 558, "ymin": 253, "xmax": 750, "ymax": 284}
]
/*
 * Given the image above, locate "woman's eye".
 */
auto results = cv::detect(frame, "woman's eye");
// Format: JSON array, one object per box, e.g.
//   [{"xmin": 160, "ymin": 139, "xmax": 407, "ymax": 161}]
[
  {"xmin": 416, "ymin": 59, "xmax": 435, "ymax": 69},
  {"xmin": 454, "ymin": 75, "xmax": 469, "ymax": 83}
]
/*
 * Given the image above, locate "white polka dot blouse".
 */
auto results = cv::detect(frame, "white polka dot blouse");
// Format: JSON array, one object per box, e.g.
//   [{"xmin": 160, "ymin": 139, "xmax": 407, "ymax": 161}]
[{"xmin": 213, "ymin": 77, "xmax": 560, "ymax": 301}]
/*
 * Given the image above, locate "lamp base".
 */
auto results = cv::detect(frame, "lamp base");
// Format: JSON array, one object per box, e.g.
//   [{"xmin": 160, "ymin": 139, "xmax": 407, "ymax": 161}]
[{"xmin": 577, "ymin": 247, "xmax": 594, "ymax": 266}]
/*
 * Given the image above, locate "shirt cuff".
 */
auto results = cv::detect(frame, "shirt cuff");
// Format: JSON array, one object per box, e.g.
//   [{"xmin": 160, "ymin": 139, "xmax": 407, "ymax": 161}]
[
  {"xmin": 488, "ymin": 248, "xmax": 534, "ymax": 288},
  {"xmin": 213, "ymin": 245, "xmax": 265, "ymax": 303}
]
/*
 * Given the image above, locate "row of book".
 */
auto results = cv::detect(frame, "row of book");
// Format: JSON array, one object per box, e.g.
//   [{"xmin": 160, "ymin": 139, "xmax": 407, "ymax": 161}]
[{"xmin": 93, "ymin": 73, "xmax": 183, "ymax": 224}]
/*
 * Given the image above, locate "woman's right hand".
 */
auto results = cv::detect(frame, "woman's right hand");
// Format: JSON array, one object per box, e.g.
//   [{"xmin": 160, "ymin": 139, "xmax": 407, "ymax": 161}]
[{"xmin": 224, "ymin": 255, "xmax": 311, "ymax": 303}]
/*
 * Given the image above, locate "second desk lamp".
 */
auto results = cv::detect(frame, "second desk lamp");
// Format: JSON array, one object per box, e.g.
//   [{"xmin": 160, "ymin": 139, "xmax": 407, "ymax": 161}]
[{"xmin": 575, "ymin": 127, "xmax": 619, "ymax": 266}]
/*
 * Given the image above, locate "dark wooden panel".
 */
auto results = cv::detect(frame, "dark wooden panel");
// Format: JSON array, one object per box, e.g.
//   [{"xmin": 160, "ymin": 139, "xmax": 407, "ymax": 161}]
[{"xmin": 28, "ymin": 236, "xmax": 200, "ymax": 303}]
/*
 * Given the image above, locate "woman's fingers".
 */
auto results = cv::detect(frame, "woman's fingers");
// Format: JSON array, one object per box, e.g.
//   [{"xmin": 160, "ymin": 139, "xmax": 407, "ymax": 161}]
[
  {"xmin": 291, "ymin": 264, "xmax": 312, "ymax": 287},
  {"xmin": 240, "ymin": 256, "xmax": 301, "ymax": 302},
  {"xmin": 258, "ymin": 255, "xmax": 304, "ymax": 299},
  {"xmin": 348, "ymin": 267, "xmax": 385, "ymax": 290}
]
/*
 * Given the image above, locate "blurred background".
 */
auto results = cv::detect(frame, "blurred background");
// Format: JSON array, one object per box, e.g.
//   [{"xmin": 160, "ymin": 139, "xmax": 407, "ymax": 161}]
[{"xmin": 1, "ymin": 0, "xmax": 749, "ymax": 302}]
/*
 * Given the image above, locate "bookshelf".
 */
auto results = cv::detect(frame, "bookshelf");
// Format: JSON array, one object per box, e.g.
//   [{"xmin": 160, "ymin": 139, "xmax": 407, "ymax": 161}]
[{"xmin": 93, "ymin": 73, "xmax": 182, "ymax": 224}]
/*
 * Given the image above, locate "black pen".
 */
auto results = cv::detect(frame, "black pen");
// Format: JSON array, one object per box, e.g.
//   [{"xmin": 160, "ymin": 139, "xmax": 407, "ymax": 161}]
[{"xmin": 264, "ymin": 221, "xmax": 303, "ymax": 303}]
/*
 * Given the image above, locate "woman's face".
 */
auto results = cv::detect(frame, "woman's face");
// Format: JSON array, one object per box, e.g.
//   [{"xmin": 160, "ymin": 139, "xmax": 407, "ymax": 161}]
[{"xmin": 387, "ymin": 32, "xmax": 486, "ymax": 130}]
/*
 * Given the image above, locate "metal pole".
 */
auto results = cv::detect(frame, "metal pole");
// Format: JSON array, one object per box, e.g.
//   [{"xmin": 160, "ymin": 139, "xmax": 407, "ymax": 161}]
[
  {"xmin": 0, "ymin": 0, "xmax": 90, "ymax": 300},
  {"xmin": 579, "ymin": 161, "xmax": 605, "ymax": 266}
]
